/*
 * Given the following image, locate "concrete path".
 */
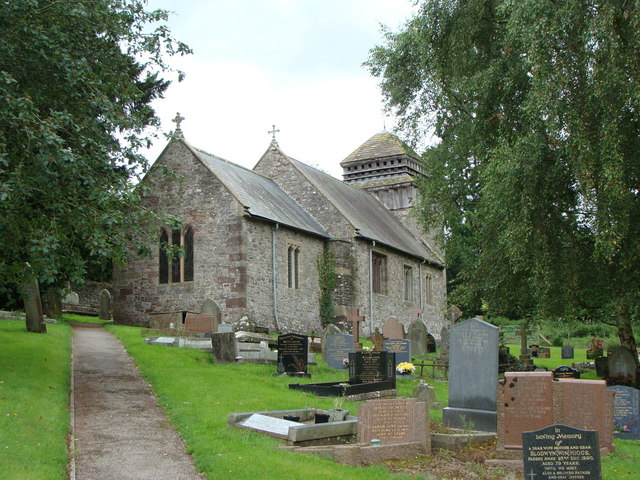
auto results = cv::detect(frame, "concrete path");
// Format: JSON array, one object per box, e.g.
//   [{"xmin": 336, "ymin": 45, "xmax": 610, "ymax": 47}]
[{"xmin": 70, "ymin": 325, "xmax": 204, "ymax": 480}]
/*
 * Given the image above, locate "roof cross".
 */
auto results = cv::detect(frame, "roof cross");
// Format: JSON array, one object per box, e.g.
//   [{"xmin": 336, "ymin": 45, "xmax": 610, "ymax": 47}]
[
  {"xmin": 268, "ymin": 124, "xmax": 280, "ymax": 145},
  {"xmin": 172, "ymin": 112, "xmax": 185, "ymax": 137}
]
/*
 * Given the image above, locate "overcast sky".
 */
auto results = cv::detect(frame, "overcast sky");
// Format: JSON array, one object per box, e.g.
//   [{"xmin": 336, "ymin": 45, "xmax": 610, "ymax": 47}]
[{"xmin": 144, "ymin": 0, "xmax": 417, "ymax": 178}]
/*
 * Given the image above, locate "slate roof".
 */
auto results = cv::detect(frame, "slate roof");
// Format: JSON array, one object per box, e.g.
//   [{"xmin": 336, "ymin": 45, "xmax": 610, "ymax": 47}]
[
  {"xmin": 185, "ymin": 142, "xmax": 329, "ymax": 239},
  {"xmin": 289, "ymin": 157, "xmax": 441, "ymax": 264},
  {"xmin": 340, "ymin": 131, "xmax": 419, "ymax": 165}
]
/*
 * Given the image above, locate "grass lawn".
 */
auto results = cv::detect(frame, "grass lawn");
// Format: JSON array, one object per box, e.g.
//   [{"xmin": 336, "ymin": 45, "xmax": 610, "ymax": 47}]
[{"xmin": 0, "ymin": 318, "xmax": 72, "ymax": 480}]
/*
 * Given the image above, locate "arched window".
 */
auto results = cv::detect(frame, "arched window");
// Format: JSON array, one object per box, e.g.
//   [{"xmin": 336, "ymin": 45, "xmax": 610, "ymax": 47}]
[
  {"xmin": 287, "ymin": 245, "xmax": 300, "ymax": 289},
  {"xmin": 171, "ymin": 228, "xmax": 181, "ymax": 283},
  {"xmin": 159, "ymin": 229, "xmax": 169, "ymax": 284},
  {"xmin": 183, "ymin": 227, "xmax": 194, "ymax": 282}
]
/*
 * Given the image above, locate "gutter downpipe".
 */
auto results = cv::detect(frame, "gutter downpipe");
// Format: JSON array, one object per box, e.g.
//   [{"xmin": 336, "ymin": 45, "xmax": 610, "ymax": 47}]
[
  {"xmin": 419, "ymin": 259, "xmax": 426, "ymax": 322},
  {"xmin": 369, "ymin": 240, "xmax": 375, "ymax": 335},
  {"xmin": 272, "ymin": 223, "xmax": 280, "ymax": 331}
]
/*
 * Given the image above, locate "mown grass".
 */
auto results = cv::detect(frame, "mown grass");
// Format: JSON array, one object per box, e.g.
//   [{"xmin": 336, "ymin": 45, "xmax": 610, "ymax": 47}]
[
  {"xmin": 58, "ymin": 313, "xmax": 111, "ymax": 324},
  {"xmin": 0, "ymin": 318, "xmax": 72, "ymax": 480}
]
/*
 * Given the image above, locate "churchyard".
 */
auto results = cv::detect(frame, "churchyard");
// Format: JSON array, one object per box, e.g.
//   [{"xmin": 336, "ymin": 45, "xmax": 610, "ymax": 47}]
[{"xmin": 1, "ymin": 315, "xmax": 639, "ymax": 479}]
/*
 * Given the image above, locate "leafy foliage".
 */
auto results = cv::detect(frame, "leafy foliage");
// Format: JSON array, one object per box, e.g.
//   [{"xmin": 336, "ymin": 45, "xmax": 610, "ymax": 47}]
[
  {"xmin": 367, "ymin": 0, "xmax": 640, "ymax": 354},
  {"xmin": 317, "ymin": 243, "xmax": 336, "ymax": 327},
  {"xmin": 0, "ymin": 0, "xmax": 190, "ymax": 300}
]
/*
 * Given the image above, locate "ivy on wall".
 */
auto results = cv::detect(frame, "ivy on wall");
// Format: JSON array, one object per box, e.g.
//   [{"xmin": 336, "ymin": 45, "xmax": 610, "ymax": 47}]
[{"xmin": 317, "ymin": 244, "xmax": 336, "ymax": 327}]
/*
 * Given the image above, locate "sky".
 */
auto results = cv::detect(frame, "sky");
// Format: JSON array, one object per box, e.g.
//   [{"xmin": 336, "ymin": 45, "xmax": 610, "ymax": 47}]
[{"xmin": 144, "ymin": 0, "xmax": 417, "ymax": 178}]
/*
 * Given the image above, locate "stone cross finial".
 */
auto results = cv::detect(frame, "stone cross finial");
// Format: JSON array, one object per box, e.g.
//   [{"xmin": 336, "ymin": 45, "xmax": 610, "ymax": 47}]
[
  {"xmin": 268, "ymin": 124, "xmax": 280, "ymax": 145},
  {"xmin": 172, "ymin": 112, "xmax": 185, "ymax": 135}
]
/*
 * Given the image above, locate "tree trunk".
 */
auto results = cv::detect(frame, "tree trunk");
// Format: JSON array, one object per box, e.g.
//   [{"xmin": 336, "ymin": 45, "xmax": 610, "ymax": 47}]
[
  {"xmin": 616, "ymin": 302, "xmax": 638, "ymax": 367},
  {"xmin": 22, "ymin": 264, "xmax": 47, "ymax": 333}
]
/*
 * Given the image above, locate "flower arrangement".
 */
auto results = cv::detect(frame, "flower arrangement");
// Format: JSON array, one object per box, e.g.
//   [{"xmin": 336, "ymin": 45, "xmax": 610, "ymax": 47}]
[
  {"xmin": 587, "ymin": 337, "xmax": 604, "ymax": 359},
  {"xmin": 342, "ymin": 358, "xmax": 350, "ymax": 368},
  {"xmin": 396, "ymin": 362, "xmax": 415, "ymax": 375}
]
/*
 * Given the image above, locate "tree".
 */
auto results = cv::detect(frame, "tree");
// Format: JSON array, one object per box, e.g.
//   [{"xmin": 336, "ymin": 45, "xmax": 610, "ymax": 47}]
[
  {"xmin": 0, "ymin": 0, "xmax": 190, "ymax": 325},
  {"xmin": 367, "ymin": 0, "xmax": 640, "ymax": 358}
]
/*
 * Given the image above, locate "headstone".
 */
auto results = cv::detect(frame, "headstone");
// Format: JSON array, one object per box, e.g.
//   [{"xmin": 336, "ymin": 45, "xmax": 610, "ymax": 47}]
[
  {"xmin": 425, "ymin": 333, "xmax": 436, "ymax": 353},
  {"xmin": 357, "ymin": 398, "xmax": 429, "ymax": 452},
  {"xmin": 98, "ymin": 289, "xmax": 111, "ymax": 321},
  {"xmin": 325, "ymin": 334, "xmax": 354, "ymax": 370},
  {"xmin": 149, "ymin": 313, "xmax": 180, "ymax": 330},
  {"xmin": 63, "ymin": 291, "xmax": 80, "ymax": 305},
  {"xmin": 607, "ymin": 346, "xmax": 637, "ymax": 387},
  {"xmin": 607, "ymin": 385, "xmax": 640, "ymax": 439},
  {"xmin": 346, "ymin": 308, "xmax": 366, "ymax": 350},
  {"xmin": 413, "ymin": 380, "xmax": 436, "ymax": 406},
  {"xmin": 445, "ymin": 305, "xmax": 463, "ymax": 324},
  {"xmin": 211, "ymin": 332, "xmax": 237, "ymax": 363},
  {"xmin": 321, "ymin": 323, "xmax": 342, "ymax": 362},
  {"xmin": 200, "ymin": 298, "xmax": 221, "ymax": 330},
  {"xmin": 349, "ymin": 351, "xmax": 395, "ymax": 384},
  {"xmin": 184, "ymin": 313, "xmax": 214, "ymax": 334},
  {"xmin": 408, "ymin": 319, "xmax": 429, "ymax": 356},
  {"xmin": 217, "ymin": 322, "xmax": 234, "ymax": 333},
  {"xmin": 22, "ymin": 264, "xmax": 46, "ymax": 333},
  {"xmin": 523, "ymin": 425, "xmax": 601, "ymax": 480},
  {"xmin": 443, "ymin": 317, "xmax": 499, "ymax": 432},
  {"xmin": 529, "ymin": 344, "xmax": 539, "ymax": 358},
  {"xmin": 439, "ymin": 324, "xmax": 450, "ymax": 360},
  {"xmin": 537, "ymin": 347, "xmax": 551, "ymax": 359},
  {"xmin": 497, "ymin": 372, "xmax": 554, "ymax": 450},
  {"xmin": 370, "ymin": 328, "xmax": 387, "ymax": 352},
  {"xmin": 277, "ymin": 333, "xmax": 308, "ymax": 374},
  {"xmin": 382, "ymin": 316, "xmax": 404, "ymax": 340},
  {"xmin": 383, "ymin": 339, "xmax": 411, "ymax": 366},
  {"xmin": 554, "ymin": 365, "xmax": 581, "ymax": 379},
  {"xmin": 562, "ymin": 346, "xmax": 575, "ymax": 359}
]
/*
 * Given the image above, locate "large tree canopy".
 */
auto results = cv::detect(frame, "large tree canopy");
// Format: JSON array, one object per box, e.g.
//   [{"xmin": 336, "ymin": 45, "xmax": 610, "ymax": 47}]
[
  {"xmin": 0, "ymin": 0, "xmax": 190, "ymax": 315},
  {"xmin": 368, "ymin": 0, "xmax": 640, "ymax": 354}
]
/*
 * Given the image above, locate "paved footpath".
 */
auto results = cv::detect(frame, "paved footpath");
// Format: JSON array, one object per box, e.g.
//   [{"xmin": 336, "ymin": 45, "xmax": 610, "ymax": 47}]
[{"xmin": 71, "ymin": 325, "xmax": 204, "ymax": 480}]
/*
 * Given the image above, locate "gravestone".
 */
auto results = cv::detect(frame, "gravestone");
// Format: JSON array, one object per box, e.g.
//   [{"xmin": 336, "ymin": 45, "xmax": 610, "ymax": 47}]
[
  {"xmin": 607, "ymin": 385, "xmax": 640, "ymax": 440},
  {"xmin": 413, "ymin": 380, "xmax": 436, "ymax": 407},
  {"xmin": 529, "ymin": 344, "xmax": 539, "ymax": 358},
  {"xmin": 358, "ymin": 398, "xmax": 429, "ymax": 452},
  {"xmin": 277, "ymin": 333, "xmax": 308, "ymax": 375},
  {"xmin": 408, "ymin": 319, "xmax": 429, "ymax": 356},
  {"xmin": 537, "ymin": 347, "xmax": 551, "ymax": 359},
  {"xmin": 383, "ymin": 339, "xmax": 411, "ymax": 366},
  {"xmin": 22, "ymin": 264, "xmax": 46, "ymax": 333},
  {"xmin": 210, "ymin": 332, "xmax": 237, "ymax": 363},
  {"xmin": 370, "ymin": 328, "xmax": 387, "ymax": 351},
  {"xmin": 200, "ymin": 298, "xmax": 221, "ymax": 330},
  {"xmin": 149, "ymin": 313, "xmax": 180, "ymax": 330},
  {"xmin": 63, "ymin": 291, "xmax": 80, "ymax": 305},
  {"xmin": 325, "ymin": 334, "xmax": 354, "ymax": 370},
  {"xmin": 346, "ymin": 308, "xmax": 366, "ymax": 350},
  {"xmin": 443, "ymin": 317, "xmax": 499, "ymax": 432},
  {"xmin": 607, "ymin": 346, "xmax": 637, "ymax": 387},
  {"xmin": 523, "ymin": 425, "xmax": 601, "ymax": 480},
  {"xmin": 98, "ymin": 289, "xmax": 111, "ymax": 321},
  {"xmin": 439, "ymin": 324, "xmax": 450, "ymax": 361},
  {"xmin": 497, "ymin": 372, "xmax": 554, "ymax": 452},
  {"xmin": 349, "ymin": 351, "xmax": 395, "ymax": 384},
  {"xmin": 255, "ymin": 326, "xmax": 269, "ymax": 335},
  {"xmin": 562, "ymin": 346, "xmax": 575, "ymax": 359},
  {"xmin": 425, "ymin": 332, "xmax": 436, "ymax": 353},
  {"xmin": 554, "ymin": 365, "xmax": 581, "ymax": 379},
  {"xmin": 321, "ymin": 323, "xmax": 342, "ymax": 362},
  {"xmin": 382, "ymin": 316, "xmax": 404, "ymax": 340},
  {"xmin": 217, "ymin": 323, "xmax": 234, "ymax": 333},
  {"xmin": 445, "ymin": 305, "xmax": 463, "ymax": 324},
  {"xmin": 184, "ymin": 313, "xmax": 214, "ymax": 334}
]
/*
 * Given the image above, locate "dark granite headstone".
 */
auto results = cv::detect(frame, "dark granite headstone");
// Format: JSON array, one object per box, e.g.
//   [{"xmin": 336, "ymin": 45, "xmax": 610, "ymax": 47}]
[
  {"xmin": 529, "ymin": 344, "xmax": 539, "ymax": 358},
  {"xmin": 443, "ymin": 317, "xmax": 499, "ymax": 432},
  {"xmin": 607, "ymin": 385, "xmax": 640, "ymax": 439},
  {"xmin": 277, "ymin": 333, "xmax": 308, "ymax": 374},
  {"xmin": 523, "ymin": 425, "xmax": 601, "ymax": 480},
  {"xmin": 554, "ymin": 365, "xmax": 581, "ymax": 379},
  {"xmin": 607, "ymin": 346, "xmax": 637, "ymax": 387},
  {"xmin": 408, "ymin": 319, "xmax": 429, "ymax": 355},
  {"xmin": 325, "ymin": 334, "xmax": 354, "ymax": 370},
  {"xmin": 562, "ymin": 346, "xmax": 575, "ymax": 359},
  {"xmin": 349, "ymin": 351, "xmax": 396, "ymax": 384},
  {"xmin": 211, "ymin": 332, "xmax": 237, "ymax": 363},
  {"xmin": 383, "ymin": 339, "xmax": 411, "ymax": 365}
]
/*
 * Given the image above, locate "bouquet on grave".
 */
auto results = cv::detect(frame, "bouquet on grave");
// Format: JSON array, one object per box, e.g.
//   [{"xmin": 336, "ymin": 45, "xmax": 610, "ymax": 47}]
[{"xmin": 396, "ymin": 362, "xmax": 415, "ymax": 375}]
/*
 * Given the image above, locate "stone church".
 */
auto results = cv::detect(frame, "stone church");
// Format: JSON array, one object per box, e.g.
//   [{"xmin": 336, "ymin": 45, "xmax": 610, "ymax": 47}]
[{"xmin": 112, "ymin": 124, "xmax": 447, "ymax": 338}]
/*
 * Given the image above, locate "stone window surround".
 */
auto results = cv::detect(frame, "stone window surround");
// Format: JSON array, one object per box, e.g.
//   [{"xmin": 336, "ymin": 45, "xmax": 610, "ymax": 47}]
[
  {"xmin": 159, "ymin": 225, "xmax": 194, "ymax": 285},
  {"xmin": 403, "ymin": 264, "xmax": 413, "ymax": 302},
  {"xmin": 287, "ymin": 244, "xmax": 300, "ymax": 290},
  {"xmin": 372, "ymin": 251, "xmax": 388, "ymax": 295}
]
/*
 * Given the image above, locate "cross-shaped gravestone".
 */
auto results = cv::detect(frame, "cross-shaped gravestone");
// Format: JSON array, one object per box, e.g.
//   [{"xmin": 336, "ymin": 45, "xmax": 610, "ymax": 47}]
[
  {"xmin": 347, "ymin": 308, "xmax": 365, "ymax": 350},
  {"xmin": 268, "ymin": 124, "xmax": 280, "ymax": 144},
  {"xmin": 370, "ymin": 328, "xmax": 387, "ymax": 352}
]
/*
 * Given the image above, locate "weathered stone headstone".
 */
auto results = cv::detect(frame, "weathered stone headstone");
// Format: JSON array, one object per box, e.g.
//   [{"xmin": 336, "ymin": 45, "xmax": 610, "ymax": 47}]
[
  {"xmin": 408, "ymin": 319, "xmax": 429, "ymax": 356},
  {"xmin": 321, "ymin": 323, "xmax": 342, "ymax": 362},
  {"xmin": 443, "ymin": 317, "xmax": 499, "ymax": 432},
  {"xmin": 497, "ymin": 372, "xmax": 554, "ymax": 452},
  {"xmin": 370, "ymin": 328, "xmax": 387, "ymax": 352},
  {"xmin": 98, "ymin": 289, "xmax": 111, "ymax": 321},
  {"xmin": 217, "ymin": 322, "xmax": 234, "ymax": 333},
  {"xmin": 349, "ymin": 351, "xmax": 395, "ymax": 384},
  {"xmin": 445, "ymin": 305, "xmax": 463, "ymax": 324},
  {"xmin": 22, "ymin": 264, "xmax": 46, "ymax": 333},
  {"xmin": 607, "ymin": 385, "xmax": 640, "ymax": 440},
  {"xmin": 439, "ymin": 324, "xmax": 450, "ymax": 361},
  {"xmin": 413, "ymin": 380, "xmax": 436, "ymax": 406},
  {"xmin": 200, "ymin": 298, "xmax": 221, "ymax": 330},
  {"xmin": 210, "ymin": 332, "xmax": 237, "ymax": 363},
  {"xmin": 149, "ymin": 313, "xmax": 180, "ymax": 330},
  {"xmin": 346, "ymin": 308, "xmax": 366, "ymax": 350},
  {"xmin": 357, "ymin": 398, "xmax": 429, "ymax": 453},
  {"xmin": 553, "ymin": 365, "xmax": 581, "ymax": 379},
  {"xmin": 63, "ymin": 291, "xmax": 80, "ymax": 305},
  {"xmin": 562, "ymin": 346, "xmax": 575, "ymax": 359},
  {"xmin": 325, "ymin": 334, "xmax": 354, "ymax": 370},
  {"xmin": 523, "ymin": 425, "xmax": 601, "ymax": 480},
  {"xmin": 607, "ymin": 346, "xmax": 637, "ymax": 387},
  {"xmin": 383, "ymin": 339, "xmax": 411, "ymax": 365},
  {"xmin": 382, "ymin": 316, "xmax": 404, "ymax": 340},
  {"xmin": 184, "ymin": 313, "xmax": 214, "ymax": 334},
  {"xmin": 277, "ymin": 333, "xmax": 308, "ymax": 374},
  {"xmin": 537, "ymin": 346, "xmax": 551, "ymax": 359},
  {"xmin": 425, "ymin": 332, "xmax": 436, "ymax": 353}
]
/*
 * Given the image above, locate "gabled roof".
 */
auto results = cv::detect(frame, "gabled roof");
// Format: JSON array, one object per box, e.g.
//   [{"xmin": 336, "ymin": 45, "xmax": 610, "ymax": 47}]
[
  {"xmin": 287, "ymin": 157, "xmax": 441, "ymax": 265},
  {"xmin": 340, "ymin": 131, "xmax": 419, "ymax": 165},
  {"xmin": 181, "ymin": 140, "xmax": 329, "ymax": 239}
]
